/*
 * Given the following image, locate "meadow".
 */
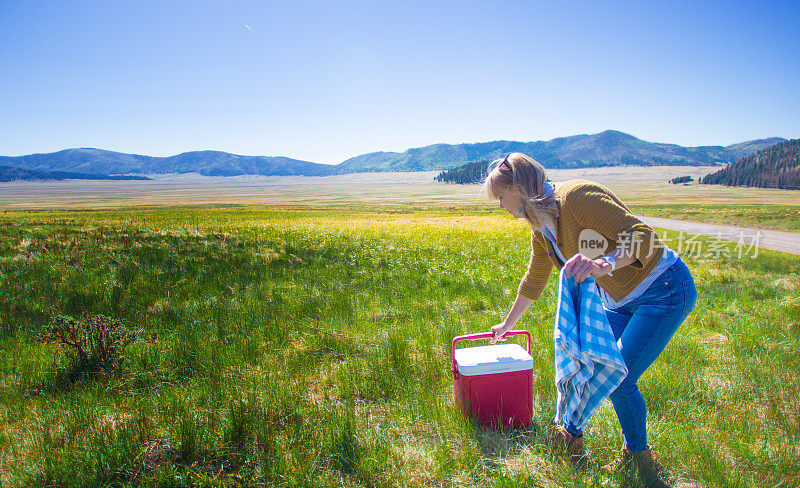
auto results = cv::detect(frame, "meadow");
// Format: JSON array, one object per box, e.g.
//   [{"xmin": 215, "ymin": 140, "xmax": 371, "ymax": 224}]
[
  {"xmin": 3, "ymin": 167, "xmax": 799, "ymax": 233},
  {"xmin": 1, "ymin": 204, "xmax": 798, "ymax": 487}
]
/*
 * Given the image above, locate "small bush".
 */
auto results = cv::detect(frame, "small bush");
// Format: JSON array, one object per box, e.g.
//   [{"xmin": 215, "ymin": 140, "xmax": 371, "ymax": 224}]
[{"xmin": 39, "ymin": 312, "xmax": 137, "ymax": 370}]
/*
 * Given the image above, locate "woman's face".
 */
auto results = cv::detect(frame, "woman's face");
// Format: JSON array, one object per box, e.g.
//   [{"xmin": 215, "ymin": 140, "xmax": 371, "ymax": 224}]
[{"xmin": 497, "ymin": 186, "xmax": 524, "ymax": 219}]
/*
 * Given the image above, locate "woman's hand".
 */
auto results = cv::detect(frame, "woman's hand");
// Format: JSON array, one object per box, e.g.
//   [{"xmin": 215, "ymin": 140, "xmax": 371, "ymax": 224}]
[
  {"xmin": 563, "ymin": 254, "xmax": 613, "ymax": 283},
  {"xmin": 490, "ymin": 321, "xmax": 514, "ymax": 344},
  {"xmin": 492, "ymin": 294, "xmax": 533, "ymax": 344}
]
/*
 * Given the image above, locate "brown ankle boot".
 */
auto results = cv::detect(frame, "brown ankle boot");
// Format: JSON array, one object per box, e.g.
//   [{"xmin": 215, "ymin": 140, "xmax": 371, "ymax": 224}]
[
  {"xmin": 603, "ymin": 445, "xmax": 665, "ymax": 479},
  {"xmin": 602, "ymin": 445, "xmax": 633, "ymax": 474},
  {"xmin": 630, "ymin": 446, "xmax": 666, "ymax": 479},
  {"xmin": 548, "ymin": 424, "xmax": 587, "ymax": 465}
]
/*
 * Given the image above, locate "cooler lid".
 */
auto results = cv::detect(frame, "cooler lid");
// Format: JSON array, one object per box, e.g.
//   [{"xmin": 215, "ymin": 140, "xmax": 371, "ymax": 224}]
[{"xmin": 454, "ymin": 343, "xmax": 533, "ymax": 376}]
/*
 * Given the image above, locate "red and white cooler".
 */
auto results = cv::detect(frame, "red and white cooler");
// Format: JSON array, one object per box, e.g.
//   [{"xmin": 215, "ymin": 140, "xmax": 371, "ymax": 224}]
[{"xmin": 451, "ymin": 330, "xmax": 534, "ymax": 428}]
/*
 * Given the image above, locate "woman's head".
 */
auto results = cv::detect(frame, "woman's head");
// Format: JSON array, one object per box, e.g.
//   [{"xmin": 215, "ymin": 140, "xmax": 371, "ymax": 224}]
[{"xmin": 481, "ymin": 152, "xmax": 559, "ymax": 228}]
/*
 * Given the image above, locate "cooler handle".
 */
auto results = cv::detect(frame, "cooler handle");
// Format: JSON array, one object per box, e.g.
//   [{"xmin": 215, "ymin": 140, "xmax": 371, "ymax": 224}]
[{"xmin": 451, "ymin": 330, "xmax": 532, "ymax": 367}]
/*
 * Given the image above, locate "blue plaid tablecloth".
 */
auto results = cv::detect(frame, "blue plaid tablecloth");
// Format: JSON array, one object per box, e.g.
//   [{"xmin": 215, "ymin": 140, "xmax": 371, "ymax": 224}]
[{"xmin": 553, "ymin": 267, "xmax": 628, "ymax": 431}]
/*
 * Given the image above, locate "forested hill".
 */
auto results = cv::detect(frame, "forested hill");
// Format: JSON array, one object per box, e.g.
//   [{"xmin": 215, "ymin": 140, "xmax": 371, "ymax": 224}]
[
  {"xmin": 434, "ymin": 161, "xmax": 490, "ymax": 184},
  {"xmin": 0, "ymin": 166, "xmax": 151, "ymax": 182},
  {"xmin": 0, "ymin": 149, "xmax": 330, "ymax": 177},
  {"xmin": 700, "ymin": 139, "xmax": 800, "ymax": 190},
  {"xmin": 335, "ymin": 131, "xmax": 785, "ymax": 173}
]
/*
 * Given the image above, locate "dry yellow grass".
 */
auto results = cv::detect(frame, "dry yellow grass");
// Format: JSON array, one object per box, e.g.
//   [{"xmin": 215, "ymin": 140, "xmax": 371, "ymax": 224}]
[{"xmin": 2, "ymin": 166, "xmax": 799, "ymax": 210}]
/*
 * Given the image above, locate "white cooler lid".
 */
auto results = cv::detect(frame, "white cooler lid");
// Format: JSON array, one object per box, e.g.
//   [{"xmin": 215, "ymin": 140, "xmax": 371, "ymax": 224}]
[{"xmin": 454, "ymin": 343, "xmax": 533, "ymax": 376}]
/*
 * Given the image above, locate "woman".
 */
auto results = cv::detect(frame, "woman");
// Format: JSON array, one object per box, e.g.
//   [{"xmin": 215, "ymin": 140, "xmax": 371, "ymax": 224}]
[{"xmin": 482, "ymin": 153, "xmax": 697, "ymax": 476}]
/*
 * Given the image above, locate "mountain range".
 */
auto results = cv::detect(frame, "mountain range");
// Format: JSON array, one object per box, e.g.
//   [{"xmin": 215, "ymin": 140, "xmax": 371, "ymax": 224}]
[
  {"xmin": 0, "ymin": 149, "xmax": 329, "ymax": 178},
  {"xmin": 0, "ymin": 130, "xmax": 786, "ymax": 178}
]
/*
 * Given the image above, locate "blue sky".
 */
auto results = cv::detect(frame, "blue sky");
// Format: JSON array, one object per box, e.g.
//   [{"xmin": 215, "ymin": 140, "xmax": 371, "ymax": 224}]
[{"xmin": 1, "ymin": 0, "xmax": 798, "ymax": 165}]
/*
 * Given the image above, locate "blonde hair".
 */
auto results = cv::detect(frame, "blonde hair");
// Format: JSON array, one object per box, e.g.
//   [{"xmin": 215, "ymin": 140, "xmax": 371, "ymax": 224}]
[{"xmin": 480, "ymin": 152, "xmax": 559, "ymax": 229}]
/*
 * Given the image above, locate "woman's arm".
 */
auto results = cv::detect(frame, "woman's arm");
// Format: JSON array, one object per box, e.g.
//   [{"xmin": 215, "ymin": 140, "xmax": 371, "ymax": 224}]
[
  {"xmin": 517, "ymin": 233, "xmax": 553, "ymax": 300},
  {"xmin": 490, "ymin": 233, "xmax": 551, "ymax": 343},
  {"xmin": 491, "ymin": 293, "xmax": 534, "ymax": 343},
  {"xmin": 492, "ymin": 245, "xmax": 635, "ymax": 342},
  {"xmin": 565, "ymin": 183, "xmax": 660, "ymax": 270},
  {"xmin": 563, "ymin": 245, "xmax": 639, "ymax": 283}
]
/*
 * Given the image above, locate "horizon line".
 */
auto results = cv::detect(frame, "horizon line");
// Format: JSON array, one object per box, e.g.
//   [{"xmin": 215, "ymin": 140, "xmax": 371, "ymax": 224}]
[{"xmin": 0, "ymin": 129, "xmax": 791, "ymax": 166}]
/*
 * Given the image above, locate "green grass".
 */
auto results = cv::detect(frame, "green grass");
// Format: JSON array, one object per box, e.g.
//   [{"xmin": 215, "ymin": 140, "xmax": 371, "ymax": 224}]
[
  {"xmin": 628, "ymin": 203, "xmax": 800, "ymax": 233},
  {"xmin": 0, "ymin": 206, "xmax": 798, "ymax": 487}
]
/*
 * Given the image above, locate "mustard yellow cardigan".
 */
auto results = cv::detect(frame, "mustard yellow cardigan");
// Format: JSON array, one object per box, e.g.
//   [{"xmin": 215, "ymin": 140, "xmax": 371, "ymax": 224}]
[{"xmin": 518, "ymin": 179, "xmax": 666, "ymax": 301}]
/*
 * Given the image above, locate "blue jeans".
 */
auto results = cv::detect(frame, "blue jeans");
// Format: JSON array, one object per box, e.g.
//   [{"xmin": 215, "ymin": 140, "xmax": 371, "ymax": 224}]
[{"xmin": 565, "ymin": 258, "xmax": 698, "ymax": 452}]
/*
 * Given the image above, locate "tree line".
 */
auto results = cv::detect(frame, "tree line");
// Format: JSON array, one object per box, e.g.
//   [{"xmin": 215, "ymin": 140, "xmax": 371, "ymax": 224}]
[
  {"xmin": 434, "ymin": 160, "xmax": 490, "ymax": 184},
  {"xmin": 700, "ymin": 139, "xmax": 800, "ymax": 190}
]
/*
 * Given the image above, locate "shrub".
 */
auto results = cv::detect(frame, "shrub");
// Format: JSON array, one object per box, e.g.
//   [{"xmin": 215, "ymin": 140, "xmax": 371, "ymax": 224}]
[{"xmin": 39, "ymin": 312, "xmax": 137, "ymax": 370}]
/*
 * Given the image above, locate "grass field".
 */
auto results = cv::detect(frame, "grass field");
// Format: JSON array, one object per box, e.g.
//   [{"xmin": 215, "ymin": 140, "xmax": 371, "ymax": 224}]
[
  {"xmin": 625, "ymin": 203, "xmax": 800, "ymax": 234},
  {"xmin": 1, "ymin": 205, "xmax": 798, "ymax": 487},
  {"xmin": 3, "ymin": 167, "xmax": 799, "ymax": 233}
]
